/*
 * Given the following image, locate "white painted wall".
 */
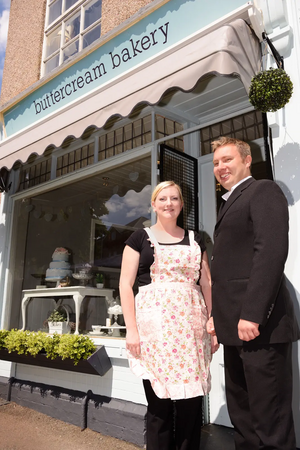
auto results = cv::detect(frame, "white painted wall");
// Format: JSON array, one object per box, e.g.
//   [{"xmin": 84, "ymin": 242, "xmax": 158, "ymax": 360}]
[
  {"xmin": 255, "ymin": 0, "xmax": 300, "ymax": 445},
  {"xmin": 0, "ymin": 360, "xmax": 13, "ymax": 379},
  {"xmin": 1, "ymin": 337, "xmax": 146, "ymax": 405}
]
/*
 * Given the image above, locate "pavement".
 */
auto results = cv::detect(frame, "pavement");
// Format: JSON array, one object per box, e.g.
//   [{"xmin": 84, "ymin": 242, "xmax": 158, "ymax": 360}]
[
  {"xmin": 201, "ymin": 424, "xmax": 235, "ymax": 449},
  {"xmin": 0, "ymin": 398, "xmax": 235, "ymax": 449}
]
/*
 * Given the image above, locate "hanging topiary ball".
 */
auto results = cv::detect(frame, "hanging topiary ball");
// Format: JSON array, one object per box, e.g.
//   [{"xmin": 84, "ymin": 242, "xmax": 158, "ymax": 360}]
[{"xmin": 249, "ymin": 68, "xmax": 293, "ymax": 113}]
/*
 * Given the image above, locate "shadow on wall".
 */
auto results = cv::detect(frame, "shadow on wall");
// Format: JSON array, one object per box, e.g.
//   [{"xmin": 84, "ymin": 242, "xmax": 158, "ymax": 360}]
[
  {"xmin": 285, "ymin": 278, "xmax": 300, "ymax": 445},
  {"xmin": 0, "ymin": 222, "xmax": 6, "ymax": 313},
  {"xmin": 275, "ymin": 142, "xmax": 300, "ymax": 444},
  {"xmin": 274, "ymin": 142, "xmax": 300, "ymax": 206}
]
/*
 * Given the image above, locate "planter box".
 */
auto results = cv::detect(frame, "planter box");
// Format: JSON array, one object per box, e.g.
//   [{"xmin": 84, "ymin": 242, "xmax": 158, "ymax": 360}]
[{"xmin": 0, "ymin": 346, "xmax": 111, "ymax": 376}]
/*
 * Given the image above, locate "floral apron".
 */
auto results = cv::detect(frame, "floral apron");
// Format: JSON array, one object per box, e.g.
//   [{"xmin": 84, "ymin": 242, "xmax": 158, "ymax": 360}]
[{"xmin": 128, "ymin": 228, "xmax": 211, "ymax": 400}]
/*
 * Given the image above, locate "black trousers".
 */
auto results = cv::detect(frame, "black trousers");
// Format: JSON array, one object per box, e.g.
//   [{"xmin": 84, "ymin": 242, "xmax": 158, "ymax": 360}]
[
  {"xmin": 224, "ymin": 343, "xmax": 296, "ymax": 450},
  {"xmin": 143, "ymin": 380, "xmax": 203, "ymax": 450}
]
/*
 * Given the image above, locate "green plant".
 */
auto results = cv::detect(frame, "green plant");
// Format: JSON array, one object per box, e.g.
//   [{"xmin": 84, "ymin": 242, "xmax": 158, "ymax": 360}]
[
  {"xmin": 43, "ymin": 333, "xmax": 61, "ymax": 360},
  {"xmin": 0, "ymin": 330, "xmax": 9, "ymax": 349},
  {"xmin": 0, "ymin": 330, "xmax": 96, "ymax": 365},
  {"xmin": 249, "ymin": 68, "xmax": 293, "ymax": 113},
  {"xmin": 95, "ymin": 273, "xmax": 104, "ymax": 284},
  {"xmin": 47, "ymin": 309, "xmax": 67, "ymax": 323},
  {"xmin": 57, "ymin": 334, "xmax": 96, "ymax": 365},
  {"xmin": 4, "ymin": 329, "xmax": 29, "ymax": 355},
  {"xmin": 24, "ymin": 331, "xmax": 47, "ymax": 356},
  {"xmin": 4, "ymin": 330, "xmax": 47, "ymax": 356}
]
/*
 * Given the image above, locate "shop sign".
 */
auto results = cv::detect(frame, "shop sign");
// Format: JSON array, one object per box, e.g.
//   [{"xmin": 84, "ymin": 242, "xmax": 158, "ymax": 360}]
[{"xmin": 3, "ymin": 0, "xmax": 247, "ymax": 138}]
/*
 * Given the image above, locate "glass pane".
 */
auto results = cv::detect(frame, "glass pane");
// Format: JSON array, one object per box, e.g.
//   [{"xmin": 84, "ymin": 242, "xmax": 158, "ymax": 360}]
[
  {"xmin": 48, "ymin": 0, "xmax": 62, "ymax": 25},
  {"xmin": 99, "ymin": 135, "xmax": 106, "ymax": 151},
  {"xmin": 165, "ymin": 118, "xmax": 175, "ymax": 135},
  {"xmin": 9, "ymin": 156, "xmax": 151, "ymax": 332},
  {"xmin": 44, "ymin": 53, "xmax": 60, "ymax": 75},
  {"xmin": 84, "ymin": 0, "xmax": 102, "ymax": 29},
  {"xmin": 65, "ymin": 13, "xmax": 81, "ymax": 42},
  {"xmin": 143, "ymin": 115, "xmax": 152, "ymax": 133},
  {"xmin": 65, "ymin": 0, "xmax": 78, "ymax": 12},
  {"xmin": 63, "ymin": 39, "xmax": 79, "ymax": 61},
  {"xmin": 132, "ymin": 120, "xmax": 141, "ymax": 138},
  {"xmin": 155, "ymin": 115, "xmax": 165, "ymax": 134},
  {"xmin": 106, "ymin": 132, "xmax": 114, "ymax": 148},
  {"xmin": 83, "ymin": 25, "xmax": 101, "ymax": 49},
  {"xmin": 132, "ymin": 136, "xmax": 141, "ymax": 148},
  {"xmin": 45, "ymin": 27, "xmax": 61, "ymax": 57},
  {"xmin": 115, "ymin": 128, "xmax": 123, "ymax": 145}
]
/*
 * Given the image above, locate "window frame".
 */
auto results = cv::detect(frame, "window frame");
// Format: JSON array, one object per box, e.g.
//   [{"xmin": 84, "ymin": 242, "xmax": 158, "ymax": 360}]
[{"xmin": 42, "ymin": 0, "xmax": 102, "ymax": 77}]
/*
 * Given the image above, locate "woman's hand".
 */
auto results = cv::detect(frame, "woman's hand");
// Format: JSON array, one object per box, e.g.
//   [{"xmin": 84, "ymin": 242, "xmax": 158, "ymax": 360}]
[
  {"xmin": 211, "ymin": 334, "xmax": 219, "ymax": 354},
  {"xmin": 120, "ymin": 245, "xmax": 141, "ymax": 358},
  {"xmin": 126, "ymin": 328, "xmax": 141, "ymax": 357}
]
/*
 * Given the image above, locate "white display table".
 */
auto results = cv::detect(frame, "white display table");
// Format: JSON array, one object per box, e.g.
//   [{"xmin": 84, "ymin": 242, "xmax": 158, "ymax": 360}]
[{"xmin": 21, "ymin": 286, "xmax": 115, "ymax": 335}]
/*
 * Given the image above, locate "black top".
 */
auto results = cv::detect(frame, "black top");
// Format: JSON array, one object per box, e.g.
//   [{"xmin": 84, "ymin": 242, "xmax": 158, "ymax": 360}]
[{"xmin": 125, "ymin": 228, "xmax": 206, "ymax": 286}]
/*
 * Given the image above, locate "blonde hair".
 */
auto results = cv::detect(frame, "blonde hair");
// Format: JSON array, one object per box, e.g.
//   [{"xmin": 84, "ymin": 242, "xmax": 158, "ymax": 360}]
[
  {"xmin": 211, "ymin": 136, "xmax": 251, "ymax": 160},
  {"xmin": 151, "ymin": 181, "xmax": 184, "ymax": 204}
]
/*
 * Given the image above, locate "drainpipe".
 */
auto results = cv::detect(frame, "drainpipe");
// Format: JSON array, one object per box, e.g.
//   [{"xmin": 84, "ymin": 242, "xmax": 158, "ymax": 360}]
[
  {"xmin": 81, "ymin": 389, "xmax": 92, "ymax": 431},
  {"xmin": 7, "ymin": 376, "xmax": 15, "ymax": 402}
]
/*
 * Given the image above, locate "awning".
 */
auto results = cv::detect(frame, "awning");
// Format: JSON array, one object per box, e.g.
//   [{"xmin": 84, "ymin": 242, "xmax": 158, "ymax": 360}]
[{"xmin": 0, "ymin": 19, "xmax": 261, "ymax": 170}]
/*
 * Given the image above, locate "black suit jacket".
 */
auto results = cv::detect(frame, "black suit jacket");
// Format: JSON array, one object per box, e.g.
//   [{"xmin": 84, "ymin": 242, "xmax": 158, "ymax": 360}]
[{"xmin": 211, "ymin": 177, "xmax": 300, "ymax": 346}]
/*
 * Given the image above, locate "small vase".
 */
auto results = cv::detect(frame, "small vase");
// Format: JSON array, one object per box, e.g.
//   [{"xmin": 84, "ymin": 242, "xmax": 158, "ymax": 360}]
[{"xmin": 96, "ymin": 283, "xmax": 104, "ymax": 289}]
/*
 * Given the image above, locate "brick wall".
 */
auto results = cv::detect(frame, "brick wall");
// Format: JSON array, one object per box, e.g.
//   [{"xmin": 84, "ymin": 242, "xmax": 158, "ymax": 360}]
[
  {"xmin": 0, "ymin": 0, "xmax": 47, "ymax": 106},
  {"xmin": 101, "ymin": 0, "xmax": 154, "ymax": 36}
]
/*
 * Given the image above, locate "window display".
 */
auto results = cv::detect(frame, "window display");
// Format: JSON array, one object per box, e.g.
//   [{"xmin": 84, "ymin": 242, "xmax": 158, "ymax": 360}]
[{"xmin": 9, "ymin": 156, "xmax": 151, "ymax": 335}]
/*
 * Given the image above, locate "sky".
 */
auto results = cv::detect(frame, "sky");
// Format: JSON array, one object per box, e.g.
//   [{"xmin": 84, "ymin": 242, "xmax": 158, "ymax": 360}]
[{"xmin": 0, "ymin": 0, "xmax": 11, "ymax": 93}]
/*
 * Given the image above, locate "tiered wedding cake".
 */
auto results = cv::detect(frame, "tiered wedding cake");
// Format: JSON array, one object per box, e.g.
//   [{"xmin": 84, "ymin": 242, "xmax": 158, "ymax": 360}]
[{"xmin": 45, "ymin": 247, "xmax": 72, "ymax": 281}]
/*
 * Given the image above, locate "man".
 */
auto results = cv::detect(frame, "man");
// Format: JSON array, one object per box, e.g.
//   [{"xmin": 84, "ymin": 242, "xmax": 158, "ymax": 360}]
[{"xmin": 207, "ymin": 136, "xmax": 300, "ymax": 449}]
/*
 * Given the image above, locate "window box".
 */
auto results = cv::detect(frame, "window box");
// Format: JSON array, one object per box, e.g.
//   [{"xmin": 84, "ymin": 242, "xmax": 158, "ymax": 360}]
[{"xmin": 0, "ymin": 345, "xmax": 111, "ymax": 376}]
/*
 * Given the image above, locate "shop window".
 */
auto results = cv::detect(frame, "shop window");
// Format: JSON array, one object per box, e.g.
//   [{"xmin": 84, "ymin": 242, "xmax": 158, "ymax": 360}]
[
  {"xmin": 17, "ymin": 113, "xmax": 184, "ymax": 191},
  {"xmin": 98, "ymin": 115, "xmax": 152, "ymax": 160},
  {"xmin": 98, "ymin": 114, "xmax": 183, "ymax": 160},
  {"xmin": 18, "ymin": 159, "xmax": 52, "ymax": 192},
  {"xmin": 56, "ymin": 142, "xmax": 94, "ymax": 177},
  {"xmin": 43, "ymin": 0, "xmax": 102, "ymax": 75},
  {"xmin": 200, "ymin": 110, "xmax": 264, "ymax": 155},
  {"xmin": 10, "ymin": 156, "xmax": 151, "ymax": 334}
]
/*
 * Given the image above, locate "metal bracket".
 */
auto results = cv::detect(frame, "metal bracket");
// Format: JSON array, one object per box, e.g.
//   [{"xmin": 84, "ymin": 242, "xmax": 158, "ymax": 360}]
[{"xmin": 262, "ymin": 32, "xmax": 284, "ymax": 69}]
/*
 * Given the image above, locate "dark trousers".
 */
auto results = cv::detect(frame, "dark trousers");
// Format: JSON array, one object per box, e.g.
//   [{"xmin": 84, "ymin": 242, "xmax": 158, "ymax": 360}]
[
  {"xmin": 224, "ymin": 343, "xmax": 296, "ymax": 450},
  {"xmin": 143, "ymin": 380, "xmax": 203, "ymax": 450}
]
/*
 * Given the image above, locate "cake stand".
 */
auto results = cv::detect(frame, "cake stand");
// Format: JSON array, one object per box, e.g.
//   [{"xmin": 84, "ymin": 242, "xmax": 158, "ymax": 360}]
[
  {"xmin": 72, "ymin": 272, "xmax": 93, "ymax": 286},
  {"xmin": 107, "ymin": 304, "xmax": 123, "ymax": 337},
  {"xmin": 45, "ymin": 276, "xmax": 65, "ymax": 287}
]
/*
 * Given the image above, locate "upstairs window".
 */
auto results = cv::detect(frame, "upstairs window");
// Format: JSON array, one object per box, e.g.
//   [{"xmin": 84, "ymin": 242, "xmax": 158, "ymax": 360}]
[{"xmin": 43, "ymin": 0, "xmax": 102, "ymax": 76}]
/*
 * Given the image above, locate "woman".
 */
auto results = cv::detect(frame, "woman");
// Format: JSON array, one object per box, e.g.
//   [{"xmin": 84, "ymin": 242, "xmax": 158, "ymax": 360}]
[{"xmin": 120, "ymin": 181, "xmax": 218, "ymax": 450}]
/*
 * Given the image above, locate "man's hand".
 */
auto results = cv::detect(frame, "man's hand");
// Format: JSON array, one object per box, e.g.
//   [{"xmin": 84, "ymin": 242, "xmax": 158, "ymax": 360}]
[
  {"xmin": 238, "ymin": 319, "xmax": 260, "ymax": 341},
  {"xmin": 211, "ymin": 335, "xmax": 219, "ymax": 354},
  {"xmin": 206, "ymin": 316, "xmax": 216, "ymax": 336}
]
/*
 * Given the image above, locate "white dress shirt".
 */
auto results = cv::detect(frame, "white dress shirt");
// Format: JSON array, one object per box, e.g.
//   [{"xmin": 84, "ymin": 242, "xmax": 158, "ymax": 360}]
[{"xmin": 222, "ymin": 176, "xmax": 252, "ymax": 201}]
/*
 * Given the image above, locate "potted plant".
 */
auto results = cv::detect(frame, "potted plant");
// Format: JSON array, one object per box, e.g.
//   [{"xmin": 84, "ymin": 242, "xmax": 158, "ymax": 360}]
[
  {"xmin": 249, "ymin": 68, "xmax": 293, "ymax": 113},
  {"xmin": 47, "ymin": 308, "xmax": 70, "ymax": 334},
  {"xmin": 95, "ymin": 273, "xmax": 104, "ymax": 288}
]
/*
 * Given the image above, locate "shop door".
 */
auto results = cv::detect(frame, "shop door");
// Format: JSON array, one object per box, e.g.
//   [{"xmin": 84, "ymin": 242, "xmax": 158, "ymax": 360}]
[{"xmin": 198, "ymin": 153, "xmax": 232, "ymax": 427}]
